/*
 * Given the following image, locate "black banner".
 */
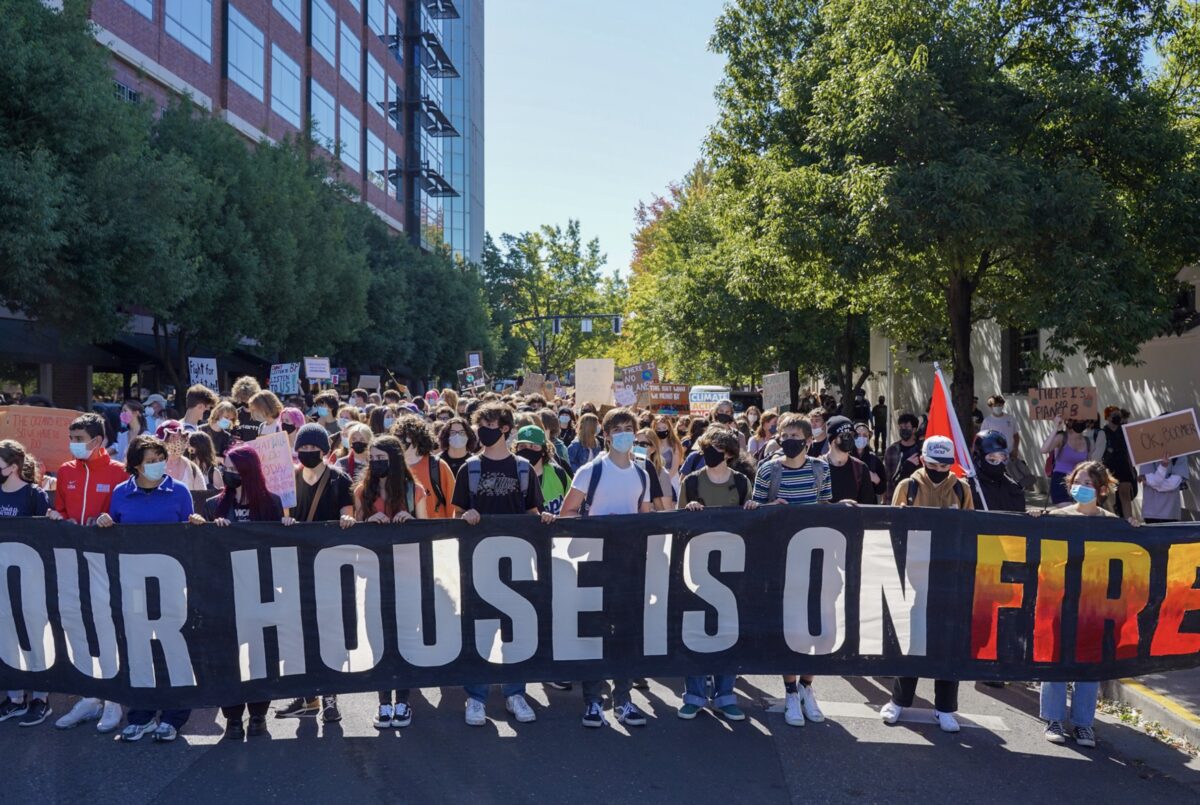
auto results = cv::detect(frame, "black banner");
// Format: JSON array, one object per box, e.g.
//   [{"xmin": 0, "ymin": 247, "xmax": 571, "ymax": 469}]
[{"xmin": 1, "ymin": 508, "xmax": 1198, "ymax": 709}]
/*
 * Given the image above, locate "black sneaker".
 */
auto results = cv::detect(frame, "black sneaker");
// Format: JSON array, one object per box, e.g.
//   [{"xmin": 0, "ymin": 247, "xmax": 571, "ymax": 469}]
[
  {"xmin": 17, "ymin": 699, "xmax": 50, "ymax": 727},
  {"xmin": 545, "ymin": 681, "xmax": 573, "ymax": 691},
  {"xmin": 275, "ymin": 697, "xmax": 319, "ymax": 718},
  {"xmin": 632, "ymin": 678, "xmax": 650, "ymax": 690},
  {"xmin": 321, "ymin": 696, "xmax": 341, "ymax": 723},
  {"xmin": 0, "ymin": 698, "xmax": 28, "ymax": 722},
  {"xmin": 247, "ymin": 715, "xmax": 269, "ymax": 737},
  {"xmin": 615, "ymin": 702, "xmax": 647, "ymax": 727},
  {"xmin": 581, "ymin": 701, "xmax": 606, "ymax": 728},
  {"xmin": 391, "ymin": 702, "xmax": 412, "ymax": 728},
  {"xmin": 223, "ymin": 719, "xmax": 245, "ymax": 741}
]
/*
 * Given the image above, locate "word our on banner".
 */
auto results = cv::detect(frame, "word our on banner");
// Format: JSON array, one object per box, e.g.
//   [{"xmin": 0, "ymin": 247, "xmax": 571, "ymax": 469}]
[
  {"xmin": 187, "ymin": 357, "xmax": 218, "ymax": 392},
  {"xmin": 269, "ymin": 363, "xmax": 301, "ymax": 396},
  {"xmin": 1027, "ymin": 386, "xmax": 1098, "ymax": 421},
  {"xmin": 304, "ymin": 357, "xmax": 331, "ymax": 381},
  {"xmin": 1123, "ymin": 408, "xmax": 1200, "ymax": 466},
  {"xmin": 762, "ymin": 372, "xmax": 790, "ymax": 412},
  {"xmin": 0, "ymin": 406, "xmax": 82, "ymax": 473},
  {"xmin": 1, "ymin": 508, "xmax": 1196, "ymax": 709},
  {"xmin": 245, "ymin": 430, "xmax": 297, "ymax": 508}
]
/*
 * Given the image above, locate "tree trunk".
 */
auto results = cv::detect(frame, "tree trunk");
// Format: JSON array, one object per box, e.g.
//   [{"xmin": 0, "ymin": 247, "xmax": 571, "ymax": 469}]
[
  {"xmin": 788, "ymin": 367, "xmax": 800, "ymax": 413},
  {"xmin": 946, "ymin": 271, "xmax": 976, "ymax": 438},
  {"xmin": 839, "ymin": 313, "xmax": 857, "ymax": 416}
]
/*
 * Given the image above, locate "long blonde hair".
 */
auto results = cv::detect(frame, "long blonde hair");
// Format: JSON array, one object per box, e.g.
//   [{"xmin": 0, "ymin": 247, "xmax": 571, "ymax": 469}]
[
  {"xmin": 636, "ymin": 428, "xmax": 664, "ymax": 473},
  {"xmin": 576, "ymin": 413, "xmax": 600, "ymax": 449},
  {"xmin": 652, "ymin": 415, "xmax": 683, "ymax": 458}
]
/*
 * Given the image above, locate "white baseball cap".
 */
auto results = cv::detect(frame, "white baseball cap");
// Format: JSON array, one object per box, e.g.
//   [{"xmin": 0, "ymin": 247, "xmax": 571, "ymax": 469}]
[{"xmin": 922, "ymin": 435, "xmax": 955, "ymax": 464}]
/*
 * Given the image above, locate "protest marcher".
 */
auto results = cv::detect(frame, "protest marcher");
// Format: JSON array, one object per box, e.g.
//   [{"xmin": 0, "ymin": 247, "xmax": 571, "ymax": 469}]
[
  {"xmin": 745, "ymin": 405, "xmax": 762, "ymax": 435},
  {"xmin": 568, "ymin": 412, "xmax": 602, "ymax": 472},
  {"xmin": 515, "ymin": 425, "xmax": 571, "ymax": 514},
  {"xmin": 231, "ymin": 376, "xmax": 263, "ymax": 442},
  {"xmin": 978, "ymin": 395, "xmax": 1020, "ymax": 455},
  {"xmin": 653, "ymin": 415, "xmax": 685, "ymax": 479},
  {"xmin": 279, "ymin": 407, "xmax": 306, "ymax": 452},
  {"xmin": 142, "ymin": 393, "xmax": 167, "ymax": 436},
  {"xmin": 884, "ymin": 412, "xmax": 923, "ymax": 500},
  {"xmin": 1139, "ymin": 450, "xmax": 1189, "ymax": 523},
  {"xmin": 337, "ymin": 422, "xmax": 373, "ymax": 482},
  {"xmin": 111, "ymin": 400, "xmax": 147, "ymax": 462},
  {"xmin": 882, "ymin": 435, "xmax": 974, "ymax": 733},
  {"xmin": 248, "ymin": 389, "xmax": 284, "ymax": 436},
  {"xmin": 48, "ymin": 413, "xmax": 128, "ymax": 732},
  {"xmin": 0, "ymin": 440, "xmax": 52, "ymax": 727},
  {"xmin": 451, "ymin": 402, "xmax": 548, "ymax": 726},
  {"xmin": 682, "ymin": 417, "xmax": 708, "ymax": 453},
  {"xmin": 852, "ymin": 389, "xmax": 871, "ymax": 422},
  {"xmin": 807, "ymin": 407, "xmax": 830, "ymax": 458},
  {"xmin": 558, "ymin": 407, "xmax": 577, "ymax": 447},
  {"xmin": 825, "ymin": 416, "xmax": 876, "ymax": 504},
  {"xmin": 748, "ymin": 411, "xmax": 778, "ymax": 460},
  {"xmin": 313, "ymin": 390, "xmax": 341, "ymax": 436},
  {"xmin": 394, "ymin": 415, "xmax": 456, "ymax": 519},
  {"xmin": 635, "ymin": 428, "xmax": 674, "ymax": 510},
  {"xmin": 368, "ymin": 404, "xmax": 398, "ymax": 435},
  {"xmin": 1091, "ymin": 406, "xmax": 1138, "ymax": 519},
  {"xmin": 187, "ymin": 431, "xmax": 223, "ymax": 491},
  {"xmin": 676, "ymin": 427, "xmax": 757, "ymax": 722},
  {"xmin": 713, "ymin": 399, "xmax": 747, "ymax": 450},
  {"xmin": 680, "ymin": 401, "xmax": 742, "ymax": 476},
  {"xmin": 97, "ymin": 435, "xmax": 203, "ymax": 742},
  {"xmin": 1041, "ymin": 414, "xmax": 1092, "ymax": 504},
  {"xmin": 872, "ymin": 396, "xmax": 889, "ymax": 453},
  {"xmin": 155, "ymin": 421, "xmax": 208, "ymax": 492},
  {"xmin": 560, "ymin": 408, "xmax": 653, "ymax": 728},
  {"xmin": 437, "ymin": 416, "xmax": 477, "ymax": 479},
  {"xmin": 199, "ymin": 444, "xmax": 293, "ymax": 740},
  {"xmin": 180, "ymin": 384, "xmax": 218, "ymax": 432},
  {"xmin": 275, "ymin": 424, "xmax": 356, "ymax": 723},
  {"xmin": 852, "ymin": 422, "xmax": 886, "ymax": 502},
  {"xmin": 751, "ymin": 412, "xmax": 830, "ymax": 727},
  {"xmin": 537, "ymin": 408, "xmax": 570, "ymax": 465},
  {"xmin": 973, "ymin": 431, "xmax": 1026, "ymax": 512},
  {"xmin": 1039, "ymin": 461, "xmax": 1119, "ymax": 747},
  {"xmin": 202, "ymin": 400, "xmax": 237, "ymax": 458}
]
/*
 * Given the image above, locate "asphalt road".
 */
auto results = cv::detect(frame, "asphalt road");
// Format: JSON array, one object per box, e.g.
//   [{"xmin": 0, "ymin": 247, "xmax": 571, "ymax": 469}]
[{"xmin": 3, "ymin": 674, "xmax": 1198, "ymax": 804}]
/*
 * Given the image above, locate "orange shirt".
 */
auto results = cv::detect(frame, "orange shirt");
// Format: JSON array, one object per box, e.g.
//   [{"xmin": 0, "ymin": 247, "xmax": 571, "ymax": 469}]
[
  {"xmin": 406, "ymin": 455, "xmax": 456, "ymax": 518},
  {"xmin": 354, "ymin": 482, "xmax": 427, "ymax": 519}
]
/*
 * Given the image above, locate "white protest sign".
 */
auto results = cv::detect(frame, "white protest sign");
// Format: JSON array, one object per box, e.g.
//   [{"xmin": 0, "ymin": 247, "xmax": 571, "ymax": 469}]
[
  {"xmin": 304, "ymin": 357, "xmax": 331, "ymax": 380},
  {"xmin": 575, "ymin": 359, "xmax": 616, "ymax": 407},
  {"xmin": 358, "ymin": 374, "xmax": 381, "ymax": 390},
  {"xmin": 762, "ymin": 372, "xmax": 790, "ymax": 412},
  {"xmin": 269, "ymin": 363, "xmax": 301, "ymax": 395},
  {"xmin": 247, "ymin": 430, "xmax": 297, "ymax": 509},
  {"xmin": 188, "ymin": 357, "xmax": 218, "ymax": 392},
  {"xmin": 614, "ymin": 383, "xmax": 637, "ymax": 407}
]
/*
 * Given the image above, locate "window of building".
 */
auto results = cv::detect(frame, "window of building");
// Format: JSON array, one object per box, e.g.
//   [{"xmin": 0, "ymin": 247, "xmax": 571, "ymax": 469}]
[
  {"xmin": 227, "ymin": 6, "xmax": 265, "ymax": 100},
  {"xmin": 165, "ymin": 0, "xmax": 212, "ymax": 62},
  {"xmin": 122, "ymin": 0, "xmax": 153, "ymax": 19},
  {"xmin": 387, "ymin": 5, "xmax": 400, "ymax": 38},
  {"xmin": 309, "ymin": 79, "xmax": 336, "ymax": 149},
  {"xmin": 367, "ymin": 130, "xmax": 386, "ymax": 192},
  {"xmin": 113, "ymin": 80, "xmax": 140, "ymax": 104},
  {"xmin": 366, "ymin": 53, "xmax": 385, "ymax": 117},
  {"xmin": 271, "ymin": 46, "xmax": 302, "ymax": 127},
  {"xmin": 339, "ymin": 21, "xmax": 361, "ymax": 90},
  {"xmin": 367, "ymin": 0, "xmax": 385, "ymax": 35},
  {"xmin": 273, "ymin": 0, "xmax": 301, "ymax": 31},
  {"xmin": 1001, "ymin": 328, "xmax": 1042, "ymax": 394},
  {"xmin": 345, "ymin": 0, "xmax": 361, "ymax": 11},
  {"xmin": 339, "ymin": 106, "xmax": 361, "ymax": 173},
  {"xmin": 311, "ymin": 0, "xmax": 337, "ymax": 66}
]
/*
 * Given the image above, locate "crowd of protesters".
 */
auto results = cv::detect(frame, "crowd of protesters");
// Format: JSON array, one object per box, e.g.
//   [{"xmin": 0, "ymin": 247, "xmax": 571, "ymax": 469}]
[{"xmin": 0, "ymin": 375, "xmax": 1189, "ymax": 750}]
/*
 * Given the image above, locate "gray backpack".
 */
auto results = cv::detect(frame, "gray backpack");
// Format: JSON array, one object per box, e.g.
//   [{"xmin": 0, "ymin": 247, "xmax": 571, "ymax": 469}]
[{"xmin": 765, "ymin": 456, "xmax": 827, "ymax": 502}]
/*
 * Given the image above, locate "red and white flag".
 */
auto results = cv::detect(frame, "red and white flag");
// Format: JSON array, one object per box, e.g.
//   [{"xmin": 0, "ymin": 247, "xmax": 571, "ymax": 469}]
[{"xmin": 926, "ymin": 364, "xmax": 984, "ymax": 509}]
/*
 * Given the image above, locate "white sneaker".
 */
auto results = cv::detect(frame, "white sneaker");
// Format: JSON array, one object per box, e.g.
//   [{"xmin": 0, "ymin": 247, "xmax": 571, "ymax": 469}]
[
  {"xmin": 784, "ymin": 691, "xmax": 805, "ymax": 727},
  {"xmin": 799, "ymin": 685, "xmax": 825, "ymax": 723},
  {"xmin": 934, "ymin": 710, "xmax": 960, "ymax": 733},
  {"xmin": 880, "ymin": 701, "xmax": 902, "ymax": 725},
  {"xmin": 117, "ymin": 722, "xmax": 155, "ymax": 743},
  {"xmin": 465, "ymin": 698, "xmax": 486, "ymax": 727},
  {"xmin": 374, "ymin": 704, "xmax": 394, "ymax": 729},
  {"xmin": 54, "ymin": 698, "xmax": 102, "ymax": 730},
  {"xmin": 97, "ymin": 701, "xmax": 123, "ymax": 733},
  {"xmin": 505, "ymin": 694, "xmax": 536, "ymax": 723}
]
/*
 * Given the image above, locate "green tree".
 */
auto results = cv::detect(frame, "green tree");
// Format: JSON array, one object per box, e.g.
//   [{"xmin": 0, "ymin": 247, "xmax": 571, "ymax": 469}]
[{"xmin": 709, "ymin": 0, "xmax": 1200, "ymax": 430}]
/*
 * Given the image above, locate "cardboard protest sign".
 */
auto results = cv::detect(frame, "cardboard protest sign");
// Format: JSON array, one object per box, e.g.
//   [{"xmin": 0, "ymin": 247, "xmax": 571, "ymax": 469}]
[
  {"xmin": 689, "ymin": 386, "xmax": 731, "ymax": 415},
  {"xmin": 357, "ymin": 374, "xmax": 381, "ymax": 391},
  {"xmin": 643, "ymin": 383, "xmax": 690, "ymax": 412},
  {"xmin": 1122, "ymin": 409, "xmax": 1200, "ymax": 466},
  {"xmin": 304, "ymin": 357, "xmax": 331, "ymax": 381},
  {"xmin": 613, "ymin": 383, "xmax": 637, "ymax": 407},
  {"xmin": 247, "ymin": 430, "xmax": 297, "ymax": 509},
  {"xmin": 762, "ymin": 372, "xmax": 791, "ymax": 412},
  {"xmin": 0, "ymin": 406, "xmax": 83, "ymax": 473},
  {"xmin": 522, "ymin": 372, "xmax": 546, "ymax": 394},
  {"xmin": 188, "ymin": 357, "xmax": 218, "ymax": 392},
  {"xmin": 269, "ymin": 363, "xmax": 301, "ymax": 395},
  {"xmin": 575, "ymin": 359, "xmax": 616, "ymax": 407},
  {"xmin": 620, "ymin": 362, "xmax": 659, "ymax": 393},
  {"xmin": 457, "ymin": 367, "xmax": 484, "ymax": 391},
  {"xmin": 1027, "ymin": 386, "xmax": 1098, "ymax": 421}
]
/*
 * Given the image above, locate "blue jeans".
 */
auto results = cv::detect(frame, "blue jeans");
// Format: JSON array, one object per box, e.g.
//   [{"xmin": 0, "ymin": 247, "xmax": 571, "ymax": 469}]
[
  {"xmin": 1049, "ymin": 472, "xmax": 1071, "ymax": 504},
  {"xmin": 1040, "ymin": 682, "xmax": 1098, "ymax": 727},
  {"xmin": 683, "ymin": 675, "xmax": 737, "ymax": 708},
  {"xmin": 464, "ymin": 683, "xmax": 525, "ymax": 703}
]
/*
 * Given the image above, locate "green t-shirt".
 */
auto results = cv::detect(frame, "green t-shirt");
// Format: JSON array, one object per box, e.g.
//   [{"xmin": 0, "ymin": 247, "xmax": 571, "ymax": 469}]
[
  {"xmin": 540, "ymin": 465, "xmax": 567, "ymax": 514},
  {"xmin": 678, "ymin": 470, "xmax": 747, "ymax": 508}
]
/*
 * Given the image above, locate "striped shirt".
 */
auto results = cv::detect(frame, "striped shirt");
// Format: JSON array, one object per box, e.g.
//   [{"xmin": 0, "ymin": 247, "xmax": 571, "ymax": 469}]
[{"xmin": 752, "ymin": 458, "xmax": 832, "ymax": 505}]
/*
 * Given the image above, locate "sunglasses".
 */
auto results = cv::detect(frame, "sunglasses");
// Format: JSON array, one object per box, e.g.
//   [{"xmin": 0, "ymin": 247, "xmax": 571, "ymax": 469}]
[{"xmin": 634, "ymin": 441, "xmax": 653, "ymax": 448}]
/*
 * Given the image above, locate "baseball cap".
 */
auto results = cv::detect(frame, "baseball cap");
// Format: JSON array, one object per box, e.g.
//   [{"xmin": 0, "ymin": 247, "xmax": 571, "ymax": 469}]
[
  {"xmin": 516, "ymin": 425, "xmax": 546, "ymax": 446},
  {"xmin": 922, "ymin": 435, "xmax": 955, "ymax": 464},
  {"xmin": 144, "ymin": 394, "xmax": 167, "ymax": 409}
]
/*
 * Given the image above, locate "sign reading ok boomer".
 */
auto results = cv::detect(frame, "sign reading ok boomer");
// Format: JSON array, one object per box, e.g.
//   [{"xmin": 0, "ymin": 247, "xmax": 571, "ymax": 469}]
[{"xmin": 0, "ymin": 508, "xmax": 1196, "ymax": 709}]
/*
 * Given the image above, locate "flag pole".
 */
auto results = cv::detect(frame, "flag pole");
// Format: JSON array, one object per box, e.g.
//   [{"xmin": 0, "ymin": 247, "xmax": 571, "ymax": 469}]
[{"xmin": 932, "ymin": 362, "xmax": 989, "ymax": 512}]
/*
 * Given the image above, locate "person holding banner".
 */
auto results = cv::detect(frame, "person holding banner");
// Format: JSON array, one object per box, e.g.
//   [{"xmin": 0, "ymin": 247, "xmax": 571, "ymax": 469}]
[
  {"xmin": 972, "ymin": 431, "xmax": 1026, "ymax": 512},
  {"xmin": 96, "ymin": 434, "xmax": 203, "ymax": 742},
  {"xmin": 436, "ymin": 417, "xmax": 477, "ymax": 480},
  {"xmin": 395, "ymin": 415, "xmax": 457, "ymax": 519},
  {"xmin": 882, "ymin": 435, "xmax": 974, "ymax": 733}
]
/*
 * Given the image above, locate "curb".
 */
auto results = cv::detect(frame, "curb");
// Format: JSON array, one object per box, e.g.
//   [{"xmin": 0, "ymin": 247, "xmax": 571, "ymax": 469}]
[{"xmin": 1101, "ymin": 679, "xmax": 1200, "ymax": 748}]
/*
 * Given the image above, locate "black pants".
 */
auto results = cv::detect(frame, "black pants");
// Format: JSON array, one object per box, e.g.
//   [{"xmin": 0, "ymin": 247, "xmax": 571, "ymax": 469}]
[
  {"xmin": 1144, "ymin": 517, "xmax": 1176, "ymax": 524},
  {"xmin": 892, "ymin": 677, "xmax": 958, "ymax": 713},
  {"xmin": 222, "ymin": 702, "xmax": 270, "ymax": 720},
  {"xmin": 379, "ymin": 690, "xmax": 410, "ymax": 705},
  {"xmin": 874, "ymin": 428, "xmax": 887, "ymax": 453}
]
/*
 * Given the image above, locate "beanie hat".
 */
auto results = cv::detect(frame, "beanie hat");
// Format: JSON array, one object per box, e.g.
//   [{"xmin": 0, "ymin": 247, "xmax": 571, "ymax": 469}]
[
  {"xmin": 294, "ymin": 423, "xmax": 330, "ymax": 454},
  {"xmin": 516, "ymin": 425, "xmax": 546, "ymax": 446},
  {"xmin": 826, "ymin": 415, "xmax": 855, "ymax": 437}
]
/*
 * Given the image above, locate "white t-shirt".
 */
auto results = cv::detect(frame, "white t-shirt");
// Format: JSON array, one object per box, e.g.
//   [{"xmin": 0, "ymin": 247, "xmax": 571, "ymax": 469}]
[
  {"xmin": 570, "ymin": 455, "xmax": 650, "ymax": 516},
  {"xmin": 979, "ymin": 413, "xmax": 1017, "ymax": 448}
]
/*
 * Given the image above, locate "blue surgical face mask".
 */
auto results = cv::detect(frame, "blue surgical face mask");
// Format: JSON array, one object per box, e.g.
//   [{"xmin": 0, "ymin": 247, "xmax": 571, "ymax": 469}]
[
  {"xmin": 1070, "ymin": 484, "xmax": 1097, "ymax": 505},
  {"xmin": 337, "ymin": 417, "xmax": 350, "ymax": 430},
  {"xmin": 383, "ymin": 417, "xmax": 395, "ymax": 430},
  {"xmin": 68, "ymin": 441, "xmax": 91, "ymax": 460},
  {"xmin": 610, "ymin": 431, "xmax": 635, "ymax": 454},
  {"xmin": 217, "ymin": 417, "xmax": 232, "ymax": 431},
  {"xmin": 633, "ymin": 446, "xmax": 648, "ymax": 461},
  {"xmin": 142, "ymin": 461, "xmax": 167, "ymax": 481},
  {"xmin": 854, "ymin": 436, "xmax": 869, "ymax": 450},
  {"xmin": 316, "ymin": 406, "xmax": 331, "ymax": 418}
]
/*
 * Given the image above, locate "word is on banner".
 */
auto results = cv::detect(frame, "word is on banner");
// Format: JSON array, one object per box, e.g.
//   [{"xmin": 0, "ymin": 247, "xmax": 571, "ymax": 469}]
[
  {"xmin": 1027, "ymin": 386, "xmax": 1098, "ymax": 420},
  {"xmin": 1123, "ymin": 409, "xmax": 1200, "ymax": 466},
  {"xmin": 620, "ymin": 362, "xmax": 659, "ymax": 393},
  {"xmin": 269, "ymin": 363, "xmax": 301, "ymax": 396},
  {"xmin": 187, "ymin": 357, "xmax": 218, "ymax": 392}
]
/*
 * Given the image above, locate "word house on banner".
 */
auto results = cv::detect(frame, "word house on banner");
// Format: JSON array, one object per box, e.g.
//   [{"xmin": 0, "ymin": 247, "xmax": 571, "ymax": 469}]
[{"xmin": 0, "ymin": 507, "xmax": 1197, "ymax": 709}]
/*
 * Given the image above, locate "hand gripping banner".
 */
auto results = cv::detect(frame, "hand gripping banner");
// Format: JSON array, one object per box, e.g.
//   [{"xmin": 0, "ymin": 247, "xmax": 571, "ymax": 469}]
[{"xmin": 0, "ymin": 508, "xmax": 1197, "ymax": 709}]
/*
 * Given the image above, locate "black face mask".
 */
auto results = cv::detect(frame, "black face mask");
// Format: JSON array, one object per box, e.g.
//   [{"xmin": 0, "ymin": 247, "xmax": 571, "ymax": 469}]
[
  {"xmin": 899, "ymin": 427, "xmax": 914, "ymax": 440},
  {"xmin": 836, "ymin": 435, "xmax": 855, "ymax": 452},
  {"xmin": 282, "ymin": 423, "xmax": 297, "ymax": 434},
  {"xmin": 925, "ymin": 468, "xmax": 951, "ymax": 484},
  {"xmin": 516, "ymin": 448, "xmax": 543, "ymax": 465},
  {"xmin": 222, "ymin": 471, "xmax": 242, "ymax": 491},
  {"xmin": 715, "ymin": 413, "xmax": 734, "ymax": 425},
  {"xmin": 350, "ymin": 441, "xmax": 368, "ymax": 454},
  {"xmin": 369, "ymin": 459, "xmax": 391, "ymax": 478},
  {"xmin": 979, "ymin": 461, "xmax": 1006, "ymax": 478},
  {"xmin": 1071, "ymin": 423, "xmax": 1087, "ymax": 434},
  {"xmin": 781, "ymin": 438, "xmax": 807, "ymax": 459},
  {"xmin": 478, "ymin": 426, "xmax": 504, "ymax": 447},
  {"xmin": 702, "ymin": 446, "xmax": 726, "ymax": 468},
  {"xmin": 655, "ymin": 430, "xmax": 670, "ymax": 440},
  {"xmin": 1109, "ymin": 416, "xmax": 1123, "ymax": 427},
  {"xmin": 297, "ymin": 451, "xmax": 324, "ymax": 469}
]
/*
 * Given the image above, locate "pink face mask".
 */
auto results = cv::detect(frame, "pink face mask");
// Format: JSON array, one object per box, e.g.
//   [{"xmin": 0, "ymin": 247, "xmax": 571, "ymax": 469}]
[{"xmin": 119, "ymin": 411, "xmax": 134, "ymax": 425}]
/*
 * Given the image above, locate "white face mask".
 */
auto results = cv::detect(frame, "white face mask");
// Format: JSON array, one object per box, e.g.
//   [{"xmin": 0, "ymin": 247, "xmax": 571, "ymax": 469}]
[
  {"xmin": 448, "ymin": 434, "xmax": 468, "ymax": 450},
  {"xmin": 811, "ymin": 426, "xmax": 825, "ymax": 439},
  {"xmin": 991, "ymin": 406, "xmax": 1004, "ymax": 416}
]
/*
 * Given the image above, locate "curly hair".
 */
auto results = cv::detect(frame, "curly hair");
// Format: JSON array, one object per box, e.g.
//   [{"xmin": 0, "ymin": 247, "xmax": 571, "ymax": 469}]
[{"xmin": 391, "ymin": 414, "xmax": 436, "ymax": 456}]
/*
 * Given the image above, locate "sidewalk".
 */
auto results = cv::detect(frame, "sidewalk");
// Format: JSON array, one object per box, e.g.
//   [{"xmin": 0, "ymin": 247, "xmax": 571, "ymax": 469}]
[{"xmin": 1103, "ymin": 668, "xmax": 1200, "ymax": 747}]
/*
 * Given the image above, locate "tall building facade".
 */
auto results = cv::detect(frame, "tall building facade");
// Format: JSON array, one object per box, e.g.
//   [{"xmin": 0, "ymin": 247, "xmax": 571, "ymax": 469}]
[
  {"xmin": 86, "ymin": 0, "xmax": 481, "ymax": 257},
  {"xmin": 439, "ymin": 0, "xmax": 484, "ymax": 263}
]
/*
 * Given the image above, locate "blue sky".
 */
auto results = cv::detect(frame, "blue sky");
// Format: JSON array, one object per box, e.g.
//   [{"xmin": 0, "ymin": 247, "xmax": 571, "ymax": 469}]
[{"xmin": 484, "ymin": 0, "xmax": 729, "ymax": 276}]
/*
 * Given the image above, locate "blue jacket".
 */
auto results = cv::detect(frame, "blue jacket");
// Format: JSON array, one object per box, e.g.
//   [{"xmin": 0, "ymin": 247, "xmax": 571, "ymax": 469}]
[
  {"xmin": 108, "ymin": 475, "xmax": 194, "ymax": 524},
  {"xmin": 567, "ymin": 441, "xmax": 601, "ymax": 473}
]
